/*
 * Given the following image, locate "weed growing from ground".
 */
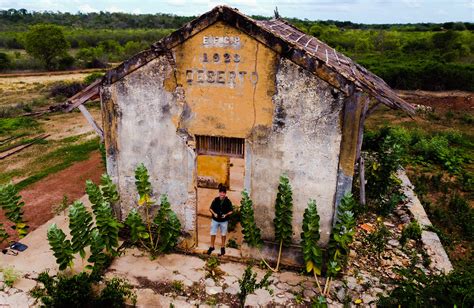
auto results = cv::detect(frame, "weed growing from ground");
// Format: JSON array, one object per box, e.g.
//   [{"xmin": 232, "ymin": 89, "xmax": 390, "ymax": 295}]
[
  {"xmin": 1, "ymin": 266, "xmax": 20, "ymax": 287},
  {"xmin": 400, "ymin": 221, "xmax": 422, "ymax": 246}
]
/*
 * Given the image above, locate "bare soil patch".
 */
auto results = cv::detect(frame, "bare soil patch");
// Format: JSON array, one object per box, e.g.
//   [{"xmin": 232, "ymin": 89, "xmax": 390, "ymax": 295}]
[
  {"xmin": 397, "ymin": 90, "xmax": 473, "ymax": 111},
  {"xmin": 0, "ymin": 151, "xmax": 104, "ymax": 248}
]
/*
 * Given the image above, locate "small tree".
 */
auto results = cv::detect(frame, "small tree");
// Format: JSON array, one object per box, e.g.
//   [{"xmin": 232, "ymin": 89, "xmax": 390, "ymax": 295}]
[{"xmin": 24, "ymin": 24, "xmax": 69, "ymax": 70}]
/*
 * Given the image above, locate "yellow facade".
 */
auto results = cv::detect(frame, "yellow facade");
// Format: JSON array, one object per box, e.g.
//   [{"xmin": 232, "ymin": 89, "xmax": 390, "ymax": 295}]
[
  {"xmin": 196, "ymin": 155, "xmax": 230, "ymax": 188},
  {"xmin": 173, "ymin": 21, "xmax": 279, "ymax": 138}
]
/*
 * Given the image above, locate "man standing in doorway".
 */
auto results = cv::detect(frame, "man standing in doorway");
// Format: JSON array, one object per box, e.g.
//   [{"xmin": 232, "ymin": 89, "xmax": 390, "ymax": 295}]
[{"xmin": 207, "ymin": 184, "xmax": 233, "ymax": 256}]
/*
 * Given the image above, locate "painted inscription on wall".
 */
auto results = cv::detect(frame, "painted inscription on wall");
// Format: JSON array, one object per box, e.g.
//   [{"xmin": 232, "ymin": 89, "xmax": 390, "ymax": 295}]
[{"xmin": 186, "ymin": 36, "xmax": 258, "ymax": 87}]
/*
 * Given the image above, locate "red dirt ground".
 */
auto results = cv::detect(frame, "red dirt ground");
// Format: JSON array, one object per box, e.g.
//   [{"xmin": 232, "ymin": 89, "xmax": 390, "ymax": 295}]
[
  {"xmin": 397, "ymin": 90, "xmax": 473, "ymax": 111},
  {"xmin": 1, "ymin": 151, "xmax": 104, "ymax": 248}
]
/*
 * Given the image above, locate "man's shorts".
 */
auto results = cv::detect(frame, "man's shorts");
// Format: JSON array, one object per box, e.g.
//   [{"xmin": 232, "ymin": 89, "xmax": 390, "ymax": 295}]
[{"xmin": 210, "ymin": 219, "xmax": 228, "ymax": 236}]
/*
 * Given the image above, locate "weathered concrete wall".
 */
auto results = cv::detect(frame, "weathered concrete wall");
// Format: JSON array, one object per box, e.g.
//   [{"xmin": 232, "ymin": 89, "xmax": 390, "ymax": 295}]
[
  {"xmin": 172, "ymin": 21, "xmax": 278, "ymax": 138},
  {"xmin": 102, "ymin": 55, "xmax": 197, "ymax": 240},
  {"xmin": 249, "ymin": 58, "xmax": 344, "ymax": 245},
  {"xmin": 102, "ymin": 21, "xmax": 346, "ymax": 251}
]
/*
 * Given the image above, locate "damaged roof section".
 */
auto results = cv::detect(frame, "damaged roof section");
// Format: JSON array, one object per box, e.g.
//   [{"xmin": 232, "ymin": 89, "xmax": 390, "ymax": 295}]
[{"xmin": 63, "ymin": 5, "xmax": 414, "ymax": 115}]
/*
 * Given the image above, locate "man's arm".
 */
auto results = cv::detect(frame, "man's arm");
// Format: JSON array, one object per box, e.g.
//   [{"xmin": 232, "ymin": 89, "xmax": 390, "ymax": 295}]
[{"xmin": 209, "ymin": 199, "xmax": 218, "ymax": 217}]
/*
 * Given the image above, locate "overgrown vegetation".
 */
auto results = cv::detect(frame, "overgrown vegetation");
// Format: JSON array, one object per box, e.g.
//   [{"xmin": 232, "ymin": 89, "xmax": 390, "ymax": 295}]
[
  {"xmin": 362, "ymin": 123, "xmax": 473, "ymax": 269},
  {"xmin": 0, "ymin": 182, "xmax": 29, "ymax": 239},
  {"xmin": 400, "ymin": 221, "xmax": 422, "ymax": 246},
  {"xmin": 237, "ymin": 264, "xmax": 272, "ymax": 308},
  {"xmin": 378, "ymin": 266, "xmax": 474, "ymax": 307},
  {"xmin": 47, "ymin": 173, "xmax": 121, "ymax": 272},
  {"xmin": 124, "ymin": 163, "xmax": 182, "ymax": 258},
  {"xmin": 0, "ymin": 266, "xmax": 20, "ymax": 287},
  {"xmin": 31, "ymin": 271, "xmax": 136, "ymax": 307}
]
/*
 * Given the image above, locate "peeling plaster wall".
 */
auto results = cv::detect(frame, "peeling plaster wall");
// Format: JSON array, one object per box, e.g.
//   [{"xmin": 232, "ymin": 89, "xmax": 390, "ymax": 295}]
[
  {"xmin": 249, "ymin": 58, "xmax": 344, "ymax": 245},
  {"xmin": 102, "ymin": 55, "xmax": 196, "ymax": 236},
  {"xmin": 102, "ymin": 23, "xmax": 346, "ymax": 249}
]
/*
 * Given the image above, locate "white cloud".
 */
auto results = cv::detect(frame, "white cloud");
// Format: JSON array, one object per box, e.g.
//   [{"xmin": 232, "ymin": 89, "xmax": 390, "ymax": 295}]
[{"xmin": 78, "ymin": 3, "xmax": 98, "ymax": 12}]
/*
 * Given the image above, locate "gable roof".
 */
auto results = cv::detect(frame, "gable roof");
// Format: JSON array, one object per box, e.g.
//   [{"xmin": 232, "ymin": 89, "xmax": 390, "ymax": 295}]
[{"xmin": 66, "ymin": 5, "xmax": 415, "ymax": 114}]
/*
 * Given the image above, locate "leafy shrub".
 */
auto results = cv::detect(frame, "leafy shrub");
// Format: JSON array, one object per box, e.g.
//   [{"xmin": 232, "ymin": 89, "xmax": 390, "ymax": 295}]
[
  {"xmin": 0, "ymin": 223, "xmax": 8, "ymax": 244},
  {"xmin": 413, "ymin": 135, "xmax": 465, "ymax": 173},
  {"xmin": 449, "ymin": 193, "xmax": 474, "ymax": 240},
  {"xmin": 123, "ymin": 163, "xmax": 182, "ymax": 257},
  {"xmin": 31, "ymin": 271, "xmax": 136, "ymax": 308},
  {"xmin": 0, "ymin": 182, "xmax": 29, "ymax": 238},
  {"xmin": 49, "ymin": 81, "xmax": 84, "ymax": 98},
  {"xmin": 273, "ymin": 174, "xmax": 294, "ymax": 271},
  {"xmin": 226, "ymin": 238, "xmax": 239, "ymax": 249},
  {"xmin": 84, "ymin": 72, "xmax": 104, "ymax": 85},
  {"xmin": 301, "ymin": 199, "xmax": 323, "ymax": 293},
  {"xmin": 378, "ymin": 266, "xmax": 474, "ymax": 307},
  {"xmin": 204, "ymin": 256, "xmax": 225, "ymax": 281},
  {"xmin": 95, "ymin": 277, "xmax": 137, "ymax": 307},
  {"xmin": 47, "ymin": 174, "xmax": 121, "ymax": 272},
  {"xmin": 0, "ymin": 52, "xmax": 10, "ymax": 70},
  {"xmin": 239, "ymin": 190, "xmax": 263, "ymax": 248},
  {"xmin": 47, "ymin": 224, "xmax": 74, "ymax": 270},
  {"xmin": 400, "ymin": 221, "xmax": 422, "ymax": 245},
  {"xmin": 1, "ymin": 266, "xmax": 20, "ymax": 287},
  {"xmin": 364, "ymin": 127, "xmax": 407, "ymax": 215},
  {"xmin": 238, "ymin": 265, "xmax": 272, "ymax": 308}
]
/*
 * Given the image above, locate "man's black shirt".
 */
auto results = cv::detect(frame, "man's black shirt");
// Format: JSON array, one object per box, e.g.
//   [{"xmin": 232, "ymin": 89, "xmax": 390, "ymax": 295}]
[{"xmin": 210, "ymin": 197, "xmax": 233, "ymax": 222}]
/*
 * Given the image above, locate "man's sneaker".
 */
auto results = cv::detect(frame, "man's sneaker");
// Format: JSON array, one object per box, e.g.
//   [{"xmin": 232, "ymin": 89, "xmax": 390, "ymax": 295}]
[
  {"xmin": 207, "ymin": 247, "xmax": 215, "ymax": 255},
  {"xmin": 220, "ymin": 247, "xmax": 225, "ymax": 256}
]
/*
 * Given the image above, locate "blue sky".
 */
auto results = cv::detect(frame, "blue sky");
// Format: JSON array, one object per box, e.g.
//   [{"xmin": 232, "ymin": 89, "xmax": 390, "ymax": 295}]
[{"xmin": 1, "ymin": 0, "xmax": 472, "ymax": 23}]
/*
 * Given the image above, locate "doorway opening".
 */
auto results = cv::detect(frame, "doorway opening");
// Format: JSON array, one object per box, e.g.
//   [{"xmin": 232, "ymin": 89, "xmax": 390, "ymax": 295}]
[{"xmin": 195, "ymin": 135, "xmax": 245, "ymax": 256}]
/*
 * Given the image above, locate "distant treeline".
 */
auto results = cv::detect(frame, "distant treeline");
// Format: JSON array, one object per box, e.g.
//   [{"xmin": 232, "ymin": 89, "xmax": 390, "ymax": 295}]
[
  {"xmin": 0, "ymin": 9, "xmax": 195, "ymax": 30},
  {"xmin": 0, "ymin": 8, "xmax": 473, "ymax": 91},
  {"xmin": 1, "ymin": 8, "xmax": 472, "ymax": 31}
]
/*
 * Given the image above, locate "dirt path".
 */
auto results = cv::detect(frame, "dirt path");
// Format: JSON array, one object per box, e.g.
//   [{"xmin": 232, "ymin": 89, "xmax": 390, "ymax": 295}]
[
  {"xmin": 1, "ymin": 151, "xmax": 104, "ymax": 248},
  {"xmin": 397, "ymin": 90, "xmax": 473, "ymax": 111}
]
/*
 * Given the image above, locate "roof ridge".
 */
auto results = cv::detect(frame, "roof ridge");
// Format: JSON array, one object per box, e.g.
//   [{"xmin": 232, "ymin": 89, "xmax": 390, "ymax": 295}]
[{"xmin": 97, "ymin": 5, "xmax": 414, "ymax": 114}]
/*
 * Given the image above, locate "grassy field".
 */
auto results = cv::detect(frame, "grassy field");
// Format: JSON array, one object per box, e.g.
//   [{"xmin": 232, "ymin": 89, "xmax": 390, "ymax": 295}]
[{"xmin": 0, "ymin": 72, "xmax": 102, "ymax": 189}]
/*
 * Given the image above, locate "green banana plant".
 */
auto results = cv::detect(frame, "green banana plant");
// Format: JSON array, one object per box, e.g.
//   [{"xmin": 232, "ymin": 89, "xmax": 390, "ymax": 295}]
[
  {"xmin": 68, "ymin": 201, "xmax": 94, "ymax": 259},
  {"xmin": 0, "ymin": 183, "xmax": 29, "ymax": 238},
  {"xmin": 273, "ymin": 174, "xmax": 293, "ymax": 271},
  {"xmin": 47, "ymin": 223, "xmax": 74, "ymax": 270},
  {"xmin": 301, "ymin": 199, "xmax": 323, "ymax": 294}
]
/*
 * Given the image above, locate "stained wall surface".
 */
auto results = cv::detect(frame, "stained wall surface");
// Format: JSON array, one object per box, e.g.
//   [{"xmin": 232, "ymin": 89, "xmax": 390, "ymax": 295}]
[{"xmin": 102, "ymin": 21, "xmax": 344, "ymax": 247}]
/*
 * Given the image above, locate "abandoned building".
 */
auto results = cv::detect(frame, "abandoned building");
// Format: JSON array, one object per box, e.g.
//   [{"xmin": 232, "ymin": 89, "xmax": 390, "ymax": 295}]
[{"xmin": 66, "ymin": 6, "xmax": 414, "ymax": 263}]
